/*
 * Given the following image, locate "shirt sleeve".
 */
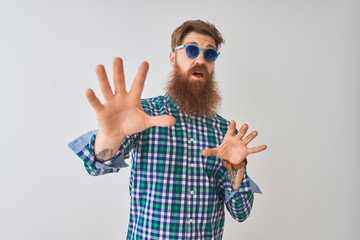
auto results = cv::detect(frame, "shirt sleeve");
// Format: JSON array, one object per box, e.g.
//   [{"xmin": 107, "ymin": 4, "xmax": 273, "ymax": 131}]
[
  {"xmin": 223, "ymin": 167, "xmax": 262, "ymax": 222},
  {"xmin": 68, "ymin": 130, "xmax": 140, "ymax": 176}
]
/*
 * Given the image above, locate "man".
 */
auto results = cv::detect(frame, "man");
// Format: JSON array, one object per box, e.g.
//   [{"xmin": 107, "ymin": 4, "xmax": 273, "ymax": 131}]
[{"xmin": 69, "ymin": 20, "xmax": 267, "ymax": 239}]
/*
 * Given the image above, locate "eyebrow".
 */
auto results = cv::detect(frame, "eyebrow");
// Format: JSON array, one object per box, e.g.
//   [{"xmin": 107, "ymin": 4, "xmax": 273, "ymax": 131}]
[{"xmin": 185, "ymin": 41, "xmax": 217, "ymax": 50}]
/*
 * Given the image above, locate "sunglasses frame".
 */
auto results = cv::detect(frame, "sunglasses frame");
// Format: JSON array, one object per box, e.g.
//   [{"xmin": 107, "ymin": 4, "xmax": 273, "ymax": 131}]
[{"xmin": 174, "ymin": 44, "xmax": 220, "ymax": 63}]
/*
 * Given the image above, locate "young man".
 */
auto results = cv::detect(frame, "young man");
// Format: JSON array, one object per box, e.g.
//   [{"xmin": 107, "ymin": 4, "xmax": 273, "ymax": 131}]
[{"xmin": 69, "ymin": 20, "xmax": 267, "ymax": 240}]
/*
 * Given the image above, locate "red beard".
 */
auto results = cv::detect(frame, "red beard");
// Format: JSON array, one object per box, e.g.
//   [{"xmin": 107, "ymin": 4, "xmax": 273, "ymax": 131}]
[{"xmin": 166, "ymin": 63, "xmax": 221, "ymax": 117}]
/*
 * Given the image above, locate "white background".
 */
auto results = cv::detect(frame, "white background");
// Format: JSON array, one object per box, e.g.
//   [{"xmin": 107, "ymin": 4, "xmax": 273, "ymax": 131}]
[{"xmin": 0, "ymin": 0, "xmax": 359, "ymax": 239}]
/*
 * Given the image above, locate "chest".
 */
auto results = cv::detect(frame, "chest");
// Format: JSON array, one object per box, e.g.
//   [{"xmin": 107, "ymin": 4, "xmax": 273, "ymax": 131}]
[{"xmin": 134, "ymin": 116, "xmax": 226, "ymax": 178}]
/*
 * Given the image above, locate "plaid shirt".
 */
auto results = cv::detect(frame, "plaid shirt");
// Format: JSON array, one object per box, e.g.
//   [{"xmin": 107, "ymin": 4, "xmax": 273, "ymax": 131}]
[{"xmin": 68, "ymin": 93, "xmax": 261, "ymax": 240}]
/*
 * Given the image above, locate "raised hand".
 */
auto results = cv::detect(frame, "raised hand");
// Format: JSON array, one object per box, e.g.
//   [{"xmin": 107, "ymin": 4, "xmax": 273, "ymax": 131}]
[
  {"xmin": 86, "ymin": 57, "xmax": 176, "ymax": 138},
  {"xmin": 86, "ymin": 58, "xmax": 176, "ymax": 161},
  {"xmin": 201, "ymin": 120, "xmax": 267, "ymax": 165}
]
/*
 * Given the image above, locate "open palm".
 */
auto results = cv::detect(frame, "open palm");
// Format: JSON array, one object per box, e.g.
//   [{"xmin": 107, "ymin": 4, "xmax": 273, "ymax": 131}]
[
  {"xmin": 86, "ymin": 57, "xmax": 176, "ymax": 138},
  {"xmin": 201, "ymin": 120, "xmax": 267, "ymax": 165}
]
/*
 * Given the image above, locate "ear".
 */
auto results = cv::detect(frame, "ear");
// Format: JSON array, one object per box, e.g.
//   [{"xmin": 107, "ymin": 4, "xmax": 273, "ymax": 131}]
[{"xmin": 169, "ymin": 51, "xmax": 175, "ymax": 67}]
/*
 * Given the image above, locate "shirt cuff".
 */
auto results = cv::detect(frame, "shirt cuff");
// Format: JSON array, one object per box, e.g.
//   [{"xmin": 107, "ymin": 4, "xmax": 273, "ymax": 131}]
[
  {"xmin": 68, "ymin": 130, "xmax": 128, "ymax": 170},
  {"xmin": 224, "ymin": 168, "xmax": 262, "ymax": 204}
]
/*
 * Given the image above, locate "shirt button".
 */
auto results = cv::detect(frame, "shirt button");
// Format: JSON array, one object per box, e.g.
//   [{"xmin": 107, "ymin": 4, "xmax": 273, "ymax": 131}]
[
  {"xmin": 190, "ymin": 163, "xmax": 195, "ymax": 167},
  {"xmin": 190, "ymin": 190, "xmax": 195, "ymax": 195},
  {"xmin": 189, "ymin": 219, "xmax": 194, "ymax": 223},
  {"xmin": 189, "ymin": 138, "xmax": 195, "ymax": 142}
]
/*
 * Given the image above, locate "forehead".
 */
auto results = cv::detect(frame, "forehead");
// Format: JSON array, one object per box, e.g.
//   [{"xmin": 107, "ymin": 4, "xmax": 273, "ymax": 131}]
[{"xmin": 181, "ymin": 32, "xmax": 216, "ymax": 49}]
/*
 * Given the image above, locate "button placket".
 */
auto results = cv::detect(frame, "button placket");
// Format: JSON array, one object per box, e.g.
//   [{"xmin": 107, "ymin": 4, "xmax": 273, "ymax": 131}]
[{"xmin": 185, "ymin": 114, "xmax": 198, "ymax": 239}]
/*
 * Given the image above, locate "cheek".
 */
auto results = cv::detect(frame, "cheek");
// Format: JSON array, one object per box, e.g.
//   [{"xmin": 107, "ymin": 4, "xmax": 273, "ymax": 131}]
[
  {"xmin": 176, "ymin": 55, "xmax": 192, "ymax": 70},
  {"xmin": 207, "ymin": 64, "xmax": 215, "ymax": 74}
]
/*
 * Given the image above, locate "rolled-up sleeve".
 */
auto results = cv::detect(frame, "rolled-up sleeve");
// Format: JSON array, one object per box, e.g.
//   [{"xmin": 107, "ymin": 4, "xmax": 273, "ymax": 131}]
[
  {"xmin": 68, "ymin": 130, "xmax": 139, "ymax": 176},
  {"xmin": 224, "ymin": 167, "xmax": 262, "ymax": 222}
]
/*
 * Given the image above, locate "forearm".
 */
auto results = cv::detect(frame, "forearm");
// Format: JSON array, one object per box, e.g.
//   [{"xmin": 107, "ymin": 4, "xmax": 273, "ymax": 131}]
[
  {"xmin": 227, "ymin": 168, "xmax": 245, "ymax": 191},
  {"xmin": 94, "ymin": 131, "xmax": 126, "ymax": 162}
]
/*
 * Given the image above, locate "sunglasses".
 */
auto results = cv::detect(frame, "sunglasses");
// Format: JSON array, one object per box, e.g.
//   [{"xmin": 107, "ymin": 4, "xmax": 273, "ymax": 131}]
[{"xmin": 174, "ymin": 44, "xmax": 220, "ymax": 63}]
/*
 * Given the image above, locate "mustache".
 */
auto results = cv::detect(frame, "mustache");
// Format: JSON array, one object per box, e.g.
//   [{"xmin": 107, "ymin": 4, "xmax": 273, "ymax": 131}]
[{"xmin": 186, "ymin": 64, "xmax": 210, "ymax": 77}]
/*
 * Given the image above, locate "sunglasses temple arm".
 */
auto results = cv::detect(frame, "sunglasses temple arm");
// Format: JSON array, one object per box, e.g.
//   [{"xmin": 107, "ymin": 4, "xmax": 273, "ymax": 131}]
[{"xmin": 174, "ymin": 45, "xmax": 186, "ymax": 51}]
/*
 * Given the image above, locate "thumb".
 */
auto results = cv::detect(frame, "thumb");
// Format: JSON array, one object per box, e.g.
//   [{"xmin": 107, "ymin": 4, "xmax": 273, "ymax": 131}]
[
  {"xmin": 201, "ymin": 148, "xmax": 216, "ymax": 157},
  {"xmin": 148, "ymin": 115, "xmax": 176, "ymax": 128}
]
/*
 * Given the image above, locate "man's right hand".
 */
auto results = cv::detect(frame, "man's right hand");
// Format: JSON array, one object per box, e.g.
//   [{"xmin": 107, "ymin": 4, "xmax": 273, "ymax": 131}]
[{"xmin": 85, "ymin": 57, "xmax": 176, "ymax": 161}]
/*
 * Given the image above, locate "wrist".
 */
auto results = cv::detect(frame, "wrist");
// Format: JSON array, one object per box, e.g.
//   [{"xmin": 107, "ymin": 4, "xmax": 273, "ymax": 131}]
[
  {"xmin": 97, "ymin": 128, "xmax": 126, "ymax": 139},
  {"xmin": 222, "ymin": 159, "xmax": 247, "ymax": 171},
  {"xmin": 94, "ymin": 131, "xmax": 126, "ymax": 161}
]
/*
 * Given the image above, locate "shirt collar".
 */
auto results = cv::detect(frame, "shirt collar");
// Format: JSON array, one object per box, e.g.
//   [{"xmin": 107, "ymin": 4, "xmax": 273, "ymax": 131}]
[{"xmin": 163, "ymin": 92, "xmax": 180, "ymax": 109}]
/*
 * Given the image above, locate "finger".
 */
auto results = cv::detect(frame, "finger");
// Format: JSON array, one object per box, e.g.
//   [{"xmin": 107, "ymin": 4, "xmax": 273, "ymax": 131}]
[
  {"xmin": 130, "ymin": 61, "xmax": 149, "ymax": 97},
  {"xmin": 201, "ymin": 148, "xmax": 216, "ymax": 157},
  {"xmin": 243, "ymin": 131, "xmax": 258, "ymax": 144},
  {"xmin": 113, "ymin": 57, "xmax": 126, "ymax": 95},
  {"xmin": 96, "ymin": 65, "xmax": 114, "ymax": 101},
  {"xmin": 236, "ymin": 123, "xmax": 248, "ymax": 139},
  {"xmin": 147, "ymin": 115, "xmax": 176, "ymax": 128},
  {"xmin": 225, "ymin": 120, "xmax": 236, "ymax": 137},
  {"xmin": 85, "ymin": 88, "xmax": 104, "ymax": 112},
  {"xmin": 248, "ymin": 145, "xmax": 267, "ymax": 154}
]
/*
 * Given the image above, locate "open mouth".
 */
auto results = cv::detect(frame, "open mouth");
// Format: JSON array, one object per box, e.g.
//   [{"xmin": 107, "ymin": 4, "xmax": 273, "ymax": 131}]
[{"xmin": 192, "ymin": 71, "xmax": 204, "ymax": 78}]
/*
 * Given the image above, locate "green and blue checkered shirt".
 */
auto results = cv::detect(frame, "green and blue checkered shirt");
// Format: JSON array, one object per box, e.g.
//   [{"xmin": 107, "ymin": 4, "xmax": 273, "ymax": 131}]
[{"xmin": 68, "ymin": 93, "xmax": 261, "ymax": 240}]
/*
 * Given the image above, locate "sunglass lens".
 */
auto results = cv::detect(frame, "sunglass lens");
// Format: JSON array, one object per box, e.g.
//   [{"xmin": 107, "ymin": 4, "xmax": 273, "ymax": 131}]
[
  {"xmin": 186, "ymin": 45, "xmax": 199, "ymax": 59},
  {"xmin": 204, "ymin": 49, "xmax": 218, "ymax": 63}
]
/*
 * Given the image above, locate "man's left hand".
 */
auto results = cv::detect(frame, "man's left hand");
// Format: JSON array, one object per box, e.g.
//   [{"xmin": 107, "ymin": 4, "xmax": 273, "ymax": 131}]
[{"xmin": 201, "ymin": 120, "xmax": 267, "ymax": 166}]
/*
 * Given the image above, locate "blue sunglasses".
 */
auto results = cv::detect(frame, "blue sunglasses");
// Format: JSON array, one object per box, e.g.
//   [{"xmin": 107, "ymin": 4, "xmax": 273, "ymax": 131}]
[{"xmin": 174, "ymin": 44, "xmax": 220, "ymax": 63}]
